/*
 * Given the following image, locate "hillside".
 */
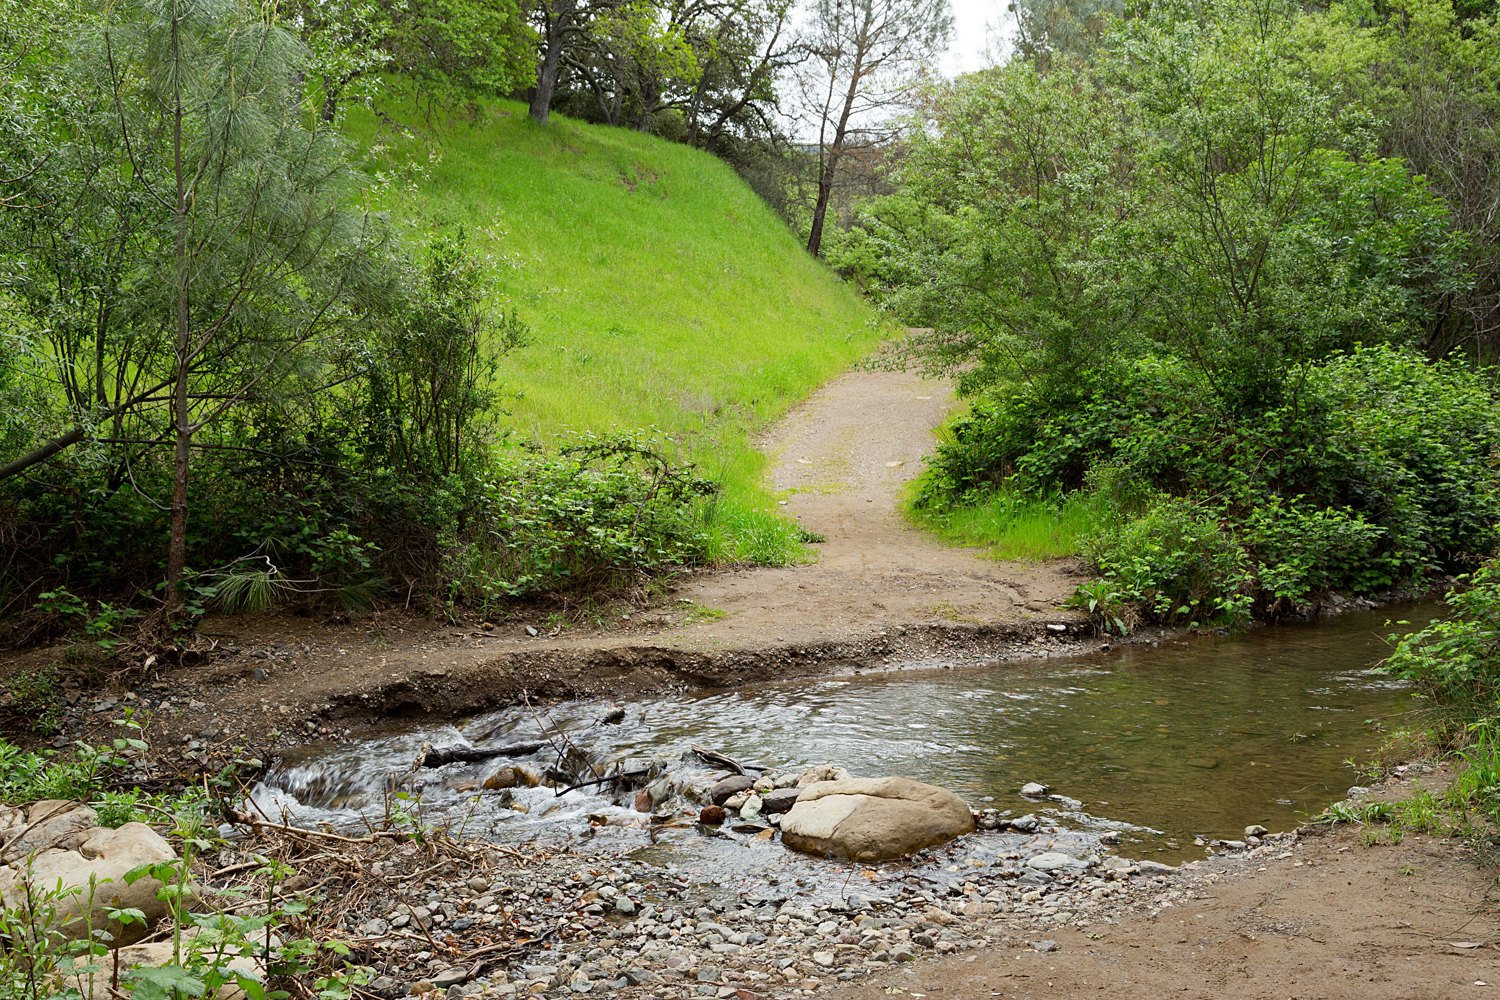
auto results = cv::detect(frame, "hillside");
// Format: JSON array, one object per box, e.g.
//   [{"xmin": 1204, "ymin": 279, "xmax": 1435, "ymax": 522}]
[{"xmin": 344, "ymin": 99, "xmax": 883, "ymax": 561}]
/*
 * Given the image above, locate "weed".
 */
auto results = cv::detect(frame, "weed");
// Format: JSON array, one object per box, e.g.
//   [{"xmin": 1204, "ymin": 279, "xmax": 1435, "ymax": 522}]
[
  {"xmin": 681, "ymin": 602, "xmax": 727, "ymax": 623},
  {"xmin": 4, "ymin": 668, "xmax": 64, "ymax": 736}
]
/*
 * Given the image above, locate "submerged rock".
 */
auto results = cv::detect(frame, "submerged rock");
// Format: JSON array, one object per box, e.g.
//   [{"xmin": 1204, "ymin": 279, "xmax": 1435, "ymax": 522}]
[{"xmin": 779, "ymin": 776, "xmax": 975, "ymax": 861}]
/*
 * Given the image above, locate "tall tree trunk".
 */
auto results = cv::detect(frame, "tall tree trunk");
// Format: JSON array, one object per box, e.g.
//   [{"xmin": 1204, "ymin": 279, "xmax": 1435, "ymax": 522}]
[
  {"xmin": 807, "ymin": 63, "xmax": 863, "ymax": 257},
  {"xmin": 166, "ymin": 0, "xmax": 191, "ymax": 619},
  {"xmin": 531, "ymin": 0, "xmax": 576, "ymax": 125}
]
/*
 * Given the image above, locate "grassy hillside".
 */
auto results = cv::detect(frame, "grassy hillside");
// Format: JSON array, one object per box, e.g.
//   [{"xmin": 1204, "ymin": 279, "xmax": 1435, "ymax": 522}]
[{"xmin": 344, "ymin": 98, "xmax": 881, "ymax": 562}]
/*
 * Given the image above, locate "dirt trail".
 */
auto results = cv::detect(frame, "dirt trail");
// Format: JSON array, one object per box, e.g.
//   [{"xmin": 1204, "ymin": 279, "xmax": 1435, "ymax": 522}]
[
  {"xmin": 822, "ymin": 821, "xmax": 1500, "ymax": 1000},
  {"xmin": 677, "ymin": 369, "xmax": 1077, "ymax": 637}
]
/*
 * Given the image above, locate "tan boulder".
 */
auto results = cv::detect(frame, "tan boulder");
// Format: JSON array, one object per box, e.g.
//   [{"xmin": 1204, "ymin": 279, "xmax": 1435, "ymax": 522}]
[
  {"xmin": 779, "ymin": 777, "xmax": 975, "ymax": 861},
  {"xmin": 0, "ymin": 822, "xmax": 182, "ymax": 947},
  {"xmin": 1, "ymin": 802, "xmax": 99, "ymax": 863}
]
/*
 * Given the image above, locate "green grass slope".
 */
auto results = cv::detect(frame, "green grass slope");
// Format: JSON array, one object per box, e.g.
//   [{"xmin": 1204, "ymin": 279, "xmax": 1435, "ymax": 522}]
[{"xmin": 345, "ymin": 98, "xmax": 880, "ymax": 562}]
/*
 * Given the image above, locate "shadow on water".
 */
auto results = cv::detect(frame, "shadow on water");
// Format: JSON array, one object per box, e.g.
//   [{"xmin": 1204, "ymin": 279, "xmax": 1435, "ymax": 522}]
[{"xmin": 256, "ymin": 602, "xmax": 1439, "ymax": 866}]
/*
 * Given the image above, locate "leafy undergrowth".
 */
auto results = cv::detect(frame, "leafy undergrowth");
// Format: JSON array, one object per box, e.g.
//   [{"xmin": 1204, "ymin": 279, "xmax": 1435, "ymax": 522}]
[{"xmin": 346, "ymin": 94, "xmax": 882, "ymax": 566}]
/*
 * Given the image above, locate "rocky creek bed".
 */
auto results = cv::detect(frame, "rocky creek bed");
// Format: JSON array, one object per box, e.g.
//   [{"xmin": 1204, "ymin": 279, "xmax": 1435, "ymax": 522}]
[{"xmin": 210, "ymin": 805, "xmax": 1311, "ymax": 1000}]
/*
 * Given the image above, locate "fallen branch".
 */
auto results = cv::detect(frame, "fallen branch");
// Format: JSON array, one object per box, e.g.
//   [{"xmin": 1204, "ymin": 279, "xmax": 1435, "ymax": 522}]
[
  {"xmin": 690, "ymin": 744, "xmax": 768, "ymax": 775},
  {"xmin": 413, "ymin": 742, "xmax": 548, "ymax": 769},
  {"xmin": 554, "ymin": 767, "xmax": 651, "ymax": 798}
]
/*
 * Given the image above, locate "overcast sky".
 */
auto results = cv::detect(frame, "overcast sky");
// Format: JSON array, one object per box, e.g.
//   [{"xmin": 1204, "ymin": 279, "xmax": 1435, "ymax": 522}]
[{"xmin": 937, "ymin": 0, "xmax": 1014, "ymax": 76}]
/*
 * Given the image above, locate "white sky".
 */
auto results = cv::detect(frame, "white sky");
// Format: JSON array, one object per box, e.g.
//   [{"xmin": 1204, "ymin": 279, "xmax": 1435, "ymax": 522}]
[{"xmin": 937, "ymin": 0, "xmax": 1014, "ymax": 76}]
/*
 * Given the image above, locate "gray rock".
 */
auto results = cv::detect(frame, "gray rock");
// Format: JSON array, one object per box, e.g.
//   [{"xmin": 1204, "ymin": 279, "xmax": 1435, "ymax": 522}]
[
  {"xmin": 710, "ymin": 775, "xmax": 756, "ymax": 806},
  {"xmin": 739, "ymin": 795, "xmax": 763, "ymax": 821},
  {"xmin": 1027, "ymin": 852, "xmax": 1084, "ymax": 872},
  {"xmin": 1020, "ymin": 782, "xmax": 1048, "ymax": 797},
  {"xmin": 467, "ymin": 877, "xmax": 489, "ymax": 894},
  {"xmin": 1009, "ymin": 813, "xmax": 1039, "ymax": 833},
  {"xmin": 615, "ymin": 897, "xmax": 637, "ymax": 915},
  {"xmin": 432, "ymin": 968, "xmax": 468, "ymax": 989},
  {"xmin": 363, "ymin": 918, "xmax": 389, "ymax": 936},
  {"xmin": 1137, "ymin": 860, "xmax": 1178, "ymax": 874},
  {"xmin": 694, "ymin": 967, "xmax": 721, "ymax": 982},
  {"xmin": 1032, "ymin": 940, "xmax": 1058, "ymax": 953},
  {"xmin": 760, "ymin": 788, "xmax": 801, "ymax": 814},
  {"xmin": 1244, "ymin": 824, "xmax": 1268, "ymax": 838}
]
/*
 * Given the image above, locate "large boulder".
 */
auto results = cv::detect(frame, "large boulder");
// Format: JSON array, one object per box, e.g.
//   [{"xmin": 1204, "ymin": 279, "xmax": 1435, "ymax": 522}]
[
  {"xmin": 1, "ymin": 801, "xmax": 99, "ymax": 863},
  {"xmin": 0, "ymin": 820, "xmax": 182, "ymax": 947},
  {"xmin": 779, "ymin": 777, "xmax": 975, "ymax": 861}
]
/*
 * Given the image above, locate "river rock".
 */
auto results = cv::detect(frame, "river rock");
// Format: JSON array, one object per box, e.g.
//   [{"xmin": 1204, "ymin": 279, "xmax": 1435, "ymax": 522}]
[
  {"xmin": 779, "ymin": 777, "xmax": 976, "ymax": 861},
  {"xmin": 1020, "ymin": 782, "xmax": 1048, "ymax": 797},
  {"xmin": 1027, "ymin": 852, "xmax": 1084, "ymax": 872},
  {"xmin": 1245, "ymin": 824, "xmax": 1268, "ymax": 838},
  {"xmin": 0, "ymin": 822, "xmax": 182, "ymax": 946},
  {"xmin": 1009, "ymin": 813, "xmax": 1039, "ymax": 833},
  {"xmin": 795, "ymin": 765, "xmax": 851, "ymax": 789},
  {"xmin": 2, "ymin": 802, "xmax": 98, "ymax": 862},
  {"xmin": 1137, "ymin": 860, "xmax": 1178, "ymax": 874},
  {"xmin": 739, "ymin": 794, "xmax": 763, "ymax": 821},
  {"xmin": 699, "ymin": 805, "xmax": 727, "ymax": 825},
  {"xmin": 760, "ymin": 788, "xmax": 800, "ymax": 815},
  {"xmin": 710, "ymin": 775, "xmax": 756, "ymax": 805},
  {"xmin": 723, "ymin": 791, "xmax": 750, "ymax": 812}
]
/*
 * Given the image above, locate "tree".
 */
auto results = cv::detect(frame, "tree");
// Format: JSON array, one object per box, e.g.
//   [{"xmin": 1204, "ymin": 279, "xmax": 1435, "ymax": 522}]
[
  {"xmin": 0, "ymin": 0, "xmax": 396, "ymax": 620},
  {"xmin": 794, "ymin": 0, "xmax": 951, "ymax": 257},
  {"xmin": 277, "ymin": 0, "xmax": 534, "ymax": 123}
]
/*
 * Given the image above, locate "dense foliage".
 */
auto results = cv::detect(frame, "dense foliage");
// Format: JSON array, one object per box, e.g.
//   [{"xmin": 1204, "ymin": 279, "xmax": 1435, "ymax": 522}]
[{"xmin": 835, "ymin": 0, "xmax": 1500, "ymax": 625}]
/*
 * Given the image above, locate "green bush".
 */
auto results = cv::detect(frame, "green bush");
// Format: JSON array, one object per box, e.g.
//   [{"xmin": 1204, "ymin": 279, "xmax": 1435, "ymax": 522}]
[
  {"xmin": 1381, "ymin": 560, "xmax": 1500, "ymax": 708},
  {"xmin": 919, "ymin": 345, "xmax": 1500, "ymax": 623}
]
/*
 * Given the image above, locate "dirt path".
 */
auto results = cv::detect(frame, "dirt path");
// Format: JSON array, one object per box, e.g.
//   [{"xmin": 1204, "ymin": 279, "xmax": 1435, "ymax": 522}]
[
  {"xmin": 678, "ymin": 369, "xmax": 1077, "ymax": 638},
  {"xmin": 821, "ymin": 821, "xmax": 1500, "ymax": 1000}
]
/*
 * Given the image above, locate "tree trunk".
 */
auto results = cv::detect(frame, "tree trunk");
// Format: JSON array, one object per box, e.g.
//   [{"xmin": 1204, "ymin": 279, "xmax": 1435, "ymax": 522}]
[
  {"xmin": 531, "ymin": 0, "xmax": 576, "ymax": 125},
  {"xmin": 807, "ymin": 62, "xmax": 864, "ymax": 258},
  {"xmin": 166, "ymin": 0, "xmax": 191, "ymax": 619}
]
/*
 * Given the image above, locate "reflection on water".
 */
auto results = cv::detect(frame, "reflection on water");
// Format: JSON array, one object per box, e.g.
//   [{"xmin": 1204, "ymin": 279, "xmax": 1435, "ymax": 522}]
[{"xmin": 256, "ymin": 602, "xmax": 1433, "ymax": 863}]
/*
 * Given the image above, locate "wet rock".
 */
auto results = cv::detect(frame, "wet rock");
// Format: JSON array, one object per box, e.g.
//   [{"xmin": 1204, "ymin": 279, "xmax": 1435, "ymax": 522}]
[
  {"xmin": 699, "ymin": 806, "xmax": 727, "ymax": 825},
  {"xmin": 1009, "ymin": 813, "xmax": 1039, "ymax": 833},
  {"xmin": 710, "ymin": 776, "xmax": 756, "ymax": 806},
  {"xmin": 780, "ymin": 777, "xmax": 975, "ymax": 861},
  {"xmin": 796, "ymin": 765, "xmax": 852, "ymax": 789},
  {"xmin": 1245, "ymin": 824, "xmax": 1268, "ymax": 838},
  {"xmin": 635, "ymin": 790, "xmax": 652, "ymax": 812},
  {"xmin": 1020, "ymin": 782, "xmax": 1048, "ymax": 797},
  {"xmin": 723, "ymin": 792, "xmax": 750, "ymax": 812},
  {"xmin": 1027, "ymin": 852, "xmax": 1085, "ymax": 872},
  {"xmin": 739, "ymin": 795, "xmax": 763, "ymax": 821},
  {"xmin": 758, "ymin": 788, "xmax": 799, "ymax": 815}
]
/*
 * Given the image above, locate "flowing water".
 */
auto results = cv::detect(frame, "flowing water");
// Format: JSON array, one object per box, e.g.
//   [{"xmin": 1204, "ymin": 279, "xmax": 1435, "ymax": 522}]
[{"xmin": 252, "ymin": 602, "xmax": 1436, "ymax": 870}]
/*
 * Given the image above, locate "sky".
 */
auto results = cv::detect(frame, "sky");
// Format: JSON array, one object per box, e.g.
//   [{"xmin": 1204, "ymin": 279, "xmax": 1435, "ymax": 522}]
[{"xmin": 938, "ymin": 0, "xmax": 1014, "ymax": 76}]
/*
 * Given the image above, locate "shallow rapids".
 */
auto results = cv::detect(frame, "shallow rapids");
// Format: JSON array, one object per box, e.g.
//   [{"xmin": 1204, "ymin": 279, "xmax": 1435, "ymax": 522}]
[{"xmin": 250, "ymin": 602, "xmax": 1431, "ymax": 867}]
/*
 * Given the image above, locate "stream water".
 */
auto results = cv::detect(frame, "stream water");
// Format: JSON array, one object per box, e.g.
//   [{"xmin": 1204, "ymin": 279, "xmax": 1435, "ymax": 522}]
[{"xmin": 251, "ymin": 602, "xmax": 1436, "ymax": 871}]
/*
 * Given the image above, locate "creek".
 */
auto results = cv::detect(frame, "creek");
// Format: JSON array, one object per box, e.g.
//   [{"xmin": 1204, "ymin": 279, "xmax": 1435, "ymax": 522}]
[{"xmin": 251, "ymin": 602, "xmax": 1433, "ymax": 872}]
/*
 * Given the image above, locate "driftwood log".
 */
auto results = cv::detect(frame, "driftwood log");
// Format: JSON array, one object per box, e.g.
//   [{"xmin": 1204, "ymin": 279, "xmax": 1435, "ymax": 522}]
[
  {"xmin": 690, "ymin": 743, "xmax": 768, "ymax": 775},
  {"xmin": 413, "ymin": 741, "xmax": 548, "ymax": 769}
]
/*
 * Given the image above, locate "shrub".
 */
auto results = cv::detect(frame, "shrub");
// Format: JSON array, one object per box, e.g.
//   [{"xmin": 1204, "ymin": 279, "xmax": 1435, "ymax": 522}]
[
  {"xmin": 920, "ymin": 345, "xmax": 1500, "ymax": 621},
  {"xmin": 1381, "ymin": 560, "xmax": 1500, "ymax": 708}
]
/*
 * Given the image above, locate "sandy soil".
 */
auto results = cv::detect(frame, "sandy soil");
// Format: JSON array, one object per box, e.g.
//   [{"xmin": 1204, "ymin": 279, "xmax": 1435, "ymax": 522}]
[{"xmin": 821, "ymin": 818, "xmax": 1500, "ymax": 1000}]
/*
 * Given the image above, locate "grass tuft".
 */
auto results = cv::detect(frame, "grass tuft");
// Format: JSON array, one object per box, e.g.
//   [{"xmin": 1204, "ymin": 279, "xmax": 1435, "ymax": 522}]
[{"xmin": 907, "ymin": 485, "xmax": 1113, "ymax": 561}]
